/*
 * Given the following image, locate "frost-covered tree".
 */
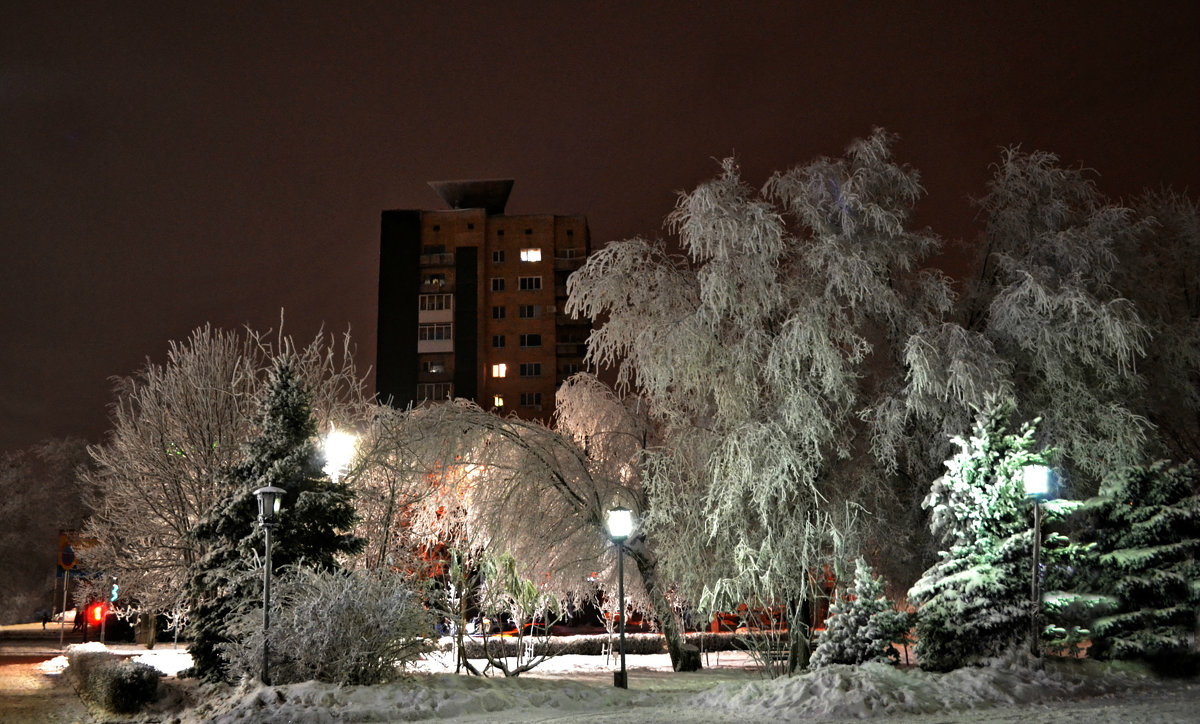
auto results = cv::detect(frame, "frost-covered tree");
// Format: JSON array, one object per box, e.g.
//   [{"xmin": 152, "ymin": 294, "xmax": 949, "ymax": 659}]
[
  {"xmin": 381, "ymin": 377, "xmax": 702, "ymax": 672},
  {"xmin": 80, "ymin": 323, "xmax": 368, "ymax": 641},
  {"xmin": 1118, "ymin": 192, "xmax": 1200, "ymax": 465},
  {"xmin": 1074, "ymin": 460, "xmax": 1200, "ymax": 665},
  {"xmin": 0, "ymin": 438, "xmax": 91, "ymax": 623},
  {"xmin": 911, "ymin": 150, "xmax": 1153, "ymax": 496},
  {"xmin": 186, "ymin": 358, "xmax": 363, "ymax": 681},
  {"xmin": 568, "ymin": 130, "xmax": 954, "ymax": 669},
  {"xmin": 810, "ymin": 557, "xmax": 898, "ymax": 667},
  {"xmin": 908, "ymin": 399, "xmax": 1050, "ymax": 671}
]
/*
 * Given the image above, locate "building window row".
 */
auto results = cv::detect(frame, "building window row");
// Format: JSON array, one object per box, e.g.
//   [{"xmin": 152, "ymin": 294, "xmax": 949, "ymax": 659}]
[
  {"xmin": 419, "ymin": 294, "xmax": 452, "ymax": 311},
  {"xmin": 418, "ymin": 323, "xmax": 452, "ymax": 341},
  {"xmin": 418, "ymin": 382, "xmax": 452, "ymax": 401},
  {"xmin": 491, "ymin": 392, "xmax": 543, "ymax": 409},
  {"xmin": 519, "ymin": 276, "xmax": 542, "ymax": 291}
]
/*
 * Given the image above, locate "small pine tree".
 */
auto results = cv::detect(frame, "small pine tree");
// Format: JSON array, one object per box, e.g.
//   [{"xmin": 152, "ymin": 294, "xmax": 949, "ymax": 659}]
[
  {"xmin": 186, "ymin": 358, "xmax": 363, "ymax": 681},
  {"xmin": 908, "ymin": 398, "xmax": 1049, "ymax": 671},
  {"xmin": 810, "ymin": 557, "xmax": 897, "ymax": 667},
  {"xmin": 1077, "ymin": 460, "xmax": 1200, "ymax": 666}
]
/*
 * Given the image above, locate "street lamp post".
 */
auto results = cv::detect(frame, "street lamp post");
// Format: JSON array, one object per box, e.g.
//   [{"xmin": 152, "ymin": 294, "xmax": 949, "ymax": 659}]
[
  {"xmin": 1022, "ymin": 464, "xmax": 1052, "ymax": 658},
  {"xmin": 606, "ymin": 506, "xmax": 634, "ymax": 689},
  {"xmin": 254, "ymin": 485, "xmax": 285, "ymax": 685}
]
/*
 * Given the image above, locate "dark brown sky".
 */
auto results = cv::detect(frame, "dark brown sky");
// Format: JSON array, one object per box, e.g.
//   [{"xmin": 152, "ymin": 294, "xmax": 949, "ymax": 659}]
[{"xmin": 2, "ymin": 1, "xmax": 1198, "ymax": 453}]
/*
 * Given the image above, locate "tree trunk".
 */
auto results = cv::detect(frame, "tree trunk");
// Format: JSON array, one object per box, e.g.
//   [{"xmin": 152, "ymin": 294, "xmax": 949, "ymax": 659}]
[
  {"xmin": 786, "ymin": 598, "xmax": 812, "ymax": 673},
  {"xmin": 628, "ymin": 543, "xmax": 701, "ymax": 672},
  {"xmin": 136, "ymin": 611, "xmax": 158, "ymax": 649}
]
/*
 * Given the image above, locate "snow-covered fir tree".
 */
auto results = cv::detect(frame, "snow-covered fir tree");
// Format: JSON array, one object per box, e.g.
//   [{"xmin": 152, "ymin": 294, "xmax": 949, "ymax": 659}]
[
  {"xmin": 1076, "ymin": 460, "xmax": 1200, "ymax": 665},
  {"xmin": 810, "ymin": 557, "xmax": 899, "ymax": 667},
  {"xmin": 187, "ymin": 358, "xmax": 363, "ymax": 681},
  {"xmin": 908, "ymin": 398, "xmax": 1049, "ymax": 671}
]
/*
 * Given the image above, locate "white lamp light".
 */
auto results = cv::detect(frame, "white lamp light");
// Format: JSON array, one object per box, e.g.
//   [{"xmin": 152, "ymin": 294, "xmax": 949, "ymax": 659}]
[
  {"xmin": 1022, "ymin": 464, "xmax": 1052, "ymax": 498},
  {"xmin": 254, "ymin": 486, "xmax": 285, "ymax": 523},
  {"xmin": 323, "ymin": 428, "xmax": 358, "ymax": 482},
  {"xmin": 606, "ymin": 506, "xmax": 634, "ymax": 542}
]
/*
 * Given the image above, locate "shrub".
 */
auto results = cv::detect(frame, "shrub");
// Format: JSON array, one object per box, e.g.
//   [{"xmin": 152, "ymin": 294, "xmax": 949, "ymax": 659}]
[
  {"xmin": 67, "ymin": 645, "xmax": 160, "ymax": 714},
  {"xmin": 220, "ymin": 567, "xmax": 433, "ymax": 685}
]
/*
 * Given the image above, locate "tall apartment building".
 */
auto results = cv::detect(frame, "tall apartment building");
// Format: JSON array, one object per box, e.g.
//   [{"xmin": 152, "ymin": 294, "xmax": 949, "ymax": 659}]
[{"xmin": 376, "ymin": 179, "xmax": 590, "ymax": 422}]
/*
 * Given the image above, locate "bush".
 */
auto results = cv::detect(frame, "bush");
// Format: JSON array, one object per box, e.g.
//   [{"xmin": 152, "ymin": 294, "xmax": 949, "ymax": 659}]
[
  {"xmin": 66, "ymin": 645, "xmax": 160, "ymax": 714},
  {"xmin": 220, "ymin": 567, "xmax": 433, "ymax": 685}
]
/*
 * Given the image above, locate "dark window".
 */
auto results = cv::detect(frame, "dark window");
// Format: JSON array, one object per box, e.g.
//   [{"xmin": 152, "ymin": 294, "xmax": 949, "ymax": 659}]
[
  {"xmin": 520, "ymin": 333, "xmax": 542, "ymax": 347},
  {"xmin": 525, "ymin": 228, "xmax": 533, "ymax": 235},
  {"xmin": 492, "ymin": 306, "xmax": 506, "ymax": 320},
  {"xmin": 467, "ymin": 223, "xmax": 475, "ymax": 230},
  {"xmin": 520, "ymin": 392, "xmax": 542, "ymax": 408},
  {"xmin": 491, "ymin": 278, "xmax": 505, "ymax": 292},
  {"xmin": 519, "ymin": 363, "xmax": 541, "ymax": 377},
  {"xmin": 432, "ymin": 225, "xmax": 440, "ymax": 232},
  {"xmin": 518, "ymin": 304, "xmax": 536, "ymax": 319},
  {"xmin": 519, "ymin": 276, "xmax": 543, "ymax": 291},
  {"xmin": 492, "ymin": 250, "xmax": 505, "ymax": 263},
  {"xmin": 492, "ymin": 335, "xmax": 506, "ymax": 348}
]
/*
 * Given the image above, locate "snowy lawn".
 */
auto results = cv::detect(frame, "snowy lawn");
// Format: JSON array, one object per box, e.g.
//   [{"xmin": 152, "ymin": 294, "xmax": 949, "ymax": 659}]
[{"xmin": 59, "ymin": 641, "xmax": 1200, "ymax": 723}]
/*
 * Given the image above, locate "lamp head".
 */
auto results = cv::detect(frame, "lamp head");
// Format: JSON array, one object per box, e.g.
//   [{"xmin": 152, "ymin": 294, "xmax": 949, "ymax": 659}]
[
  {"xmin": 606, "ymin": 506, "xmax": 634, "ymax": 542},
  {"xmin": 1022, "ymin": 464, "xmax": 1053, "ymax": 499},
  {"xmin": 254, "ymin": 486, "xmax": 286, "ymax": 524}
]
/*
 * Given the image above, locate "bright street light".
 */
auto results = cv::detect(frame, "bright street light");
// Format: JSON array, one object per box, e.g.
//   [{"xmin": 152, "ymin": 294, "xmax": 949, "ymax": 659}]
[
  {"xmin": 323, "ymin": 427, "xmax": 357, "ymax": 482},
  {"xmin": 1022, "ymin": 463, "xmax": 1054, "ymax": 658},
  {"xmin": 606, "ymin": 506, "xmax": 635, "ymax": 689}
]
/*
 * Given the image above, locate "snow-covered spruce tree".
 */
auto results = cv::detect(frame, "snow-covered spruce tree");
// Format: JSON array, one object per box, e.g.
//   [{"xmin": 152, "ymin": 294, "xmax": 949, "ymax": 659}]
[
  {"xmin": 908, "ymin": 398, "xmax": 1050, "ymax": 671},
  {"xmin": 810, "ymin": 557, "xmax": 899, "ymax": 667},
  {"xmin": 186, "ymin": 358, "xmax": 363, "ymax": 681},
  {"xmin": 1075, "ymin": 460, "xmax": 1200, "ymax": 666},
  {"xmin": 568, "ymin": 130, "xmax": 955, "ymax": 672}
]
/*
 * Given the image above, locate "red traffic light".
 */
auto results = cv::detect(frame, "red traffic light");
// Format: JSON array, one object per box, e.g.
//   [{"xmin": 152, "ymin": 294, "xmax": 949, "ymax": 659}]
[{"xmin": 89, "ymin": 603, "xmax": 104, "ymax": 624}]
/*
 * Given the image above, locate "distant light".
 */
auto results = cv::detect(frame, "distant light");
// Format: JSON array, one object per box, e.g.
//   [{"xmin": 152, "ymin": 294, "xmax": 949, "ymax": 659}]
[
  {"xmin": 494, "ymin": 394, "xmax": 505, "ymax": 408},
  {"xmin": 520, "ymin": 248, "xmax": 542, "ymax": 262},
  {"xmin": 606, "ymin": 506, "xmax": 634, "ymax": 541},
  {"xmin": 323, "ymin": 428, "xmax": 358, "ymax": 482},
  {"xmin": 1023, "ymin": 464, "xmax": 1052, "ymax": 499}
]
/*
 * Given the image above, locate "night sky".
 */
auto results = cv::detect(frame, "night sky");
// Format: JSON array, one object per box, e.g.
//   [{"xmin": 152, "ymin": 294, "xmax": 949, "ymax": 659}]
[{"xmin": 2, "ymin": 2, "xmax": 1198, "ymax": 454}]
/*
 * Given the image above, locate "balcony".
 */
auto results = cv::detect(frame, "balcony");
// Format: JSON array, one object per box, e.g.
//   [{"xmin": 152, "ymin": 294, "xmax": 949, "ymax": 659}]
[
  {"xmin": 420, "ymin": 252, "xmax": 455, "ymax": 267},
  {"xmin": 554, "ymin": 256, "xmax": 584, "ymax": 271}
]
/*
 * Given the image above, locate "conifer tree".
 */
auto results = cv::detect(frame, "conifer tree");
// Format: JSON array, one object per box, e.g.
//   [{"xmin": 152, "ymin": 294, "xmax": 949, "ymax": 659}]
[
  {"xmin": 1077, "ymin": 460, "xmax": 1200, "ymax": 666},
  {"xmin": 810, "ymin": 557, "xmax": 898, "ymax": 667},
  {"xmin": 186, "ymin": 358, "xmax": 363, "ymax": 681},
  {"xmin": 908, "ymin": 399, "xmax": 1049, "ymax": 671}
]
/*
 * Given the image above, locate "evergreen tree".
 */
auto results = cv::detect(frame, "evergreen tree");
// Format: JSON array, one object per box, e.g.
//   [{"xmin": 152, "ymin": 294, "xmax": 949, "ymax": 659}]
[
  {"xmin": 908, "ymin": 399, "xmax": 1049, "ymax": 671},
  {"xmin": 1077, "ymin": 460, "xmax": 1200, "ymax": 666},
  {"xmin": 810, "ymin": 557, "xmax": 898, "ymax": 667},
  {"xmin": 186, "ymin": 358, "xmax": 363, "ymax": 681}
]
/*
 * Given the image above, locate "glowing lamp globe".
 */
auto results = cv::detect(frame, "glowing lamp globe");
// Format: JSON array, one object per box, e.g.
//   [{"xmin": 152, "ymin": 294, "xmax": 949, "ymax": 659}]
[
  {"xmin": 1022, "ymin": 464, "xmax": 1052, "ymax": 499},
  {"xmin": 606, "ymin": 506, "xmax": 634, "ymax": 542},
  {"xmin": 323, "ymin": 429, "xmax": 358, "ymax": 481}
]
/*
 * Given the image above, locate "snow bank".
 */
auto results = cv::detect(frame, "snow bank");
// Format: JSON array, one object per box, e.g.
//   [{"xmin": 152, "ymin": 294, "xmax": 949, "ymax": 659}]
[{"xmin": 688, "ymin": 657, "xmax": 1159, "ymax": 720}]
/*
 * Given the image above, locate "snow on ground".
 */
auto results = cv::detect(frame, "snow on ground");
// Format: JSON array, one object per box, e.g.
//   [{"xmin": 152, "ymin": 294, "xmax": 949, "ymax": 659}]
[{"xmin": 76, "ymin": 642, "xmax": 1200, "ymax": 723}]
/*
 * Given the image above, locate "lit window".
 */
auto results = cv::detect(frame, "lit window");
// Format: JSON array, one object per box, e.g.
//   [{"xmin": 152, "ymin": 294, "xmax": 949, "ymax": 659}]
[
  {"xmin": 493, "ymin": 394, "xmax": 505, "ymax": 408},
  {"xmin": 492, "ymin": 363, "xmax": 507, "ymax": 378},
  {"xmin": 519, "ymin": 276, "xmax": 542, "ymax": 291},
  {"xmin": 520, "ymin": 248, "xmax": 542, "ymax": 262}
]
